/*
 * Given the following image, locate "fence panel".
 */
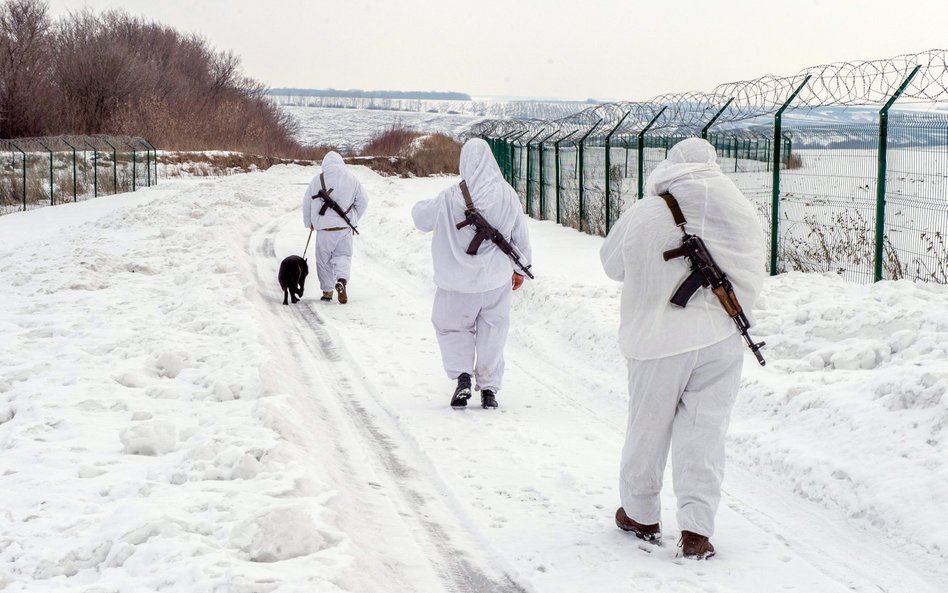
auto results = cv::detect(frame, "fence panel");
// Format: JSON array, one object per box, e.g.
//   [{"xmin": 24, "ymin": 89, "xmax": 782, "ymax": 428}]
[
  {"xmin": 487, "ymin": 120, "xmax": 947, "ymax": 284},
  {"xmin": 884, "ymin": 113, "xmax": 948, "ymax": 282},
  {"xmin": 1, "ymin": 136, "xmax": 157, "ymax": 216},
  {"xmin": 539, "ymin": 144, "xmax": 556, "ymax": 221},
  {"xmin": 770, "ymin": 120, "xmax": 879, "ymax": 282},
  {"xmin": 557, "ymin": 145, "xmax": 580, "ymax": 229}
]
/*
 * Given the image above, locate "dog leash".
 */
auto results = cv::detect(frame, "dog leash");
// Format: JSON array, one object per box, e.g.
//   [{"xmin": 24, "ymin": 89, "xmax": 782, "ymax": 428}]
[{"xmin": 302, "ymin": 228, "xmax": 313, "ymax": 259}]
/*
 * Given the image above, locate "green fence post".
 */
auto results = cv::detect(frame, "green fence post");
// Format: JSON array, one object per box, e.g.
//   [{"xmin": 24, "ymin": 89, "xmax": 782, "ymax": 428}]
[
  {"xmin": 701, "ymin": 98, "xmax": 734, "ymax": 140},
  {"xmin": 36, "ymin": 139, "xmax": 54, "ymax": 206},
  {"xmin": 577, "ymin": 119, "xmax": 603, "ymax": 233},
  {"xmin": 512, "ymin": 131, "xmax": 527, "ymax": 193},
  {"xmin": 554, "ymin": 130, "xmax": 578, "ymax": 226},
  {"xmin": 141, "ymin": 139, "xmax": 157, "ymax": 186},
  {"xmin": 502, "ymin": 131, "xmax": 518, "ymax": 182},
  {"xmin": 505, "ymin": 131, "xmax": 519, "ymax": 182},
  {"xmin": 605, "ymin": 110, "xmax": 632, "ymax": 234},
  {"xmin": 101, "ymin": 138, "xmax": 117, "ymax": 194},
  {"xmin": 62, "ymin": 138, "xmax": 78, "ymax": 202},
  {"xmin": 733, "ymin": 136, "xmax": 739, "ymax": 172},
  {"xmin": 537, "ymin": 130, "xmax": 556, "ymax": 221},
  {"xmin": 637, "ymin": 107, "xmax": 667, "ymax": 199},
  {"xmin": 874, "ymin": 64, "xmax": 921, "ymax": 282},
  {"xmin": 126, "ymin": 141, "xmax": 137, "ymax": 192},
  {"xmin": 524, "ymin": 129, "xmax": 544, "ymax": 217},
  {"xmin": 771, "ymin": 75, "xmax": 811, "ymax": 275},
  {"xmin": 11, "ymin": 141, "xmax": 26, "ymax": 211},
  {"xmin": 141, "ymin": 139, "xmax": 151, "ymax": 186},
  {"xmin": 85, "ymin": 140, "xmax": 98, "ymax": 198}
]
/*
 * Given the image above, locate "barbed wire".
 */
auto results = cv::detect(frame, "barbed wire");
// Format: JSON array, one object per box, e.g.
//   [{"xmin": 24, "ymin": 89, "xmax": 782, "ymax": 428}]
[
  {"xmin": 0, "ymin": 135, "xmax": 154, "ymax": 154},
  {"xmin": 470, "ymin": 49, "xmax": 948, "ymax": 141}
]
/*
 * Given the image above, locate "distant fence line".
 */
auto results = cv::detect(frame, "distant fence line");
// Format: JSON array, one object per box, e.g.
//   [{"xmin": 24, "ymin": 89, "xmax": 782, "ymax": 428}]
[
  {"xmin": 470, "ymin": 49, "xmax": 948, "ymax": 284},
  {"xmin": 1, "ymin": 135, "xmax": 158, "ymax": 216}
]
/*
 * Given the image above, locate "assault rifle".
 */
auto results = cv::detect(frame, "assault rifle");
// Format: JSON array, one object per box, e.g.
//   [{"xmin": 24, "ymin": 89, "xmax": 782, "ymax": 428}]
[
  {"xmin": 312, "ymin": 173, "xmax": 359, "ymax": 235},
  {"xmin": 456, "ymin": 181, "xmax": 534, "ymax": 279},
  {"xmin": 663, "ymin": 234, "xmax": 766, "ymax": 365}
]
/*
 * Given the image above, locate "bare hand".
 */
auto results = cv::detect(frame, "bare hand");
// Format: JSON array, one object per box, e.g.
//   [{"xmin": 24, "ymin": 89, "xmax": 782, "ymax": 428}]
[{"xmin": 511, "ymin": 273, "xmax": 525, "ymax": 291}]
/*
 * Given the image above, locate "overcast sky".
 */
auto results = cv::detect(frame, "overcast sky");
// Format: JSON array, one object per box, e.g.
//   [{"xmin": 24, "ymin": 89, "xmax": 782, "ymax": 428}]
[{"xmin": 44, "ymin": 0, "xmax": 948, "ymax": 101}]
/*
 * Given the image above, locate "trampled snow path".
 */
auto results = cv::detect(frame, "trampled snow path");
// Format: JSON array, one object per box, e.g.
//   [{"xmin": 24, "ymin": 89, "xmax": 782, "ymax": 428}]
[
  {"xmin": 1, "ymin": 164, "xmax": 945, "ymax": 593},
  {"xmin": 250, "ymin": 218, "xmax": 527, "ymax": 593},
  {"xmin": 253, "ymin": 171, "xmax": 946, "ymax": 593}
]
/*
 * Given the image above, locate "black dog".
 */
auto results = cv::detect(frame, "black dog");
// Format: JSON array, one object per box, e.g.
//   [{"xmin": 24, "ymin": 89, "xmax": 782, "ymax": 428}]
[{"xmin": 278, "ymin": 255, "xmax": 308, "ymax": 305}]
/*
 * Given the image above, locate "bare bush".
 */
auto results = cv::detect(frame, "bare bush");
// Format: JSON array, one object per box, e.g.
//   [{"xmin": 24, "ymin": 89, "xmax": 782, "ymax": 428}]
[
  {"xmin": 360, "ymin": 124, "xmax": 420, "ymax": 157},
  {"xmin": 411, "ymin": 133, "xmax": 461, "ymax": 176},
  {"xmin": 0, "ymin": 0, "xmax": 55, "ymax": 137},
  {"xmin": 0, "ymin": 0, "xmax": 324, "ymax": 159},
  {"xmin": 356, "ymin": 125, "xmax": 461, "ymax": 177}
]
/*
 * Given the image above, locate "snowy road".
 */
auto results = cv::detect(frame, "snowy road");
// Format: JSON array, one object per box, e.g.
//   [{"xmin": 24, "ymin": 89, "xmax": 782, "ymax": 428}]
[
  {"xmin": 2, "ymin": 165, "xmax": 946, "ymax": 593},
  {"xmin": 251, "ymin": 169, "xmax": 948, "ymax": 593}
]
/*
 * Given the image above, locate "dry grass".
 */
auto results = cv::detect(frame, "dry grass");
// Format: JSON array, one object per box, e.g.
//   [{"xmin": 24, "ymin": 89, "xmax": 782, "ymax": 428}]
[
  {"xmin": 159, "ymin": 152, "xmax": 318, "ymax": 177},
  {"xmin": 356, "ymin": 125, "xmax": 461, "ymax": 177},
  {"xmin": 360, "ymin": 125, "xmax": 420, "ymax": 157}
]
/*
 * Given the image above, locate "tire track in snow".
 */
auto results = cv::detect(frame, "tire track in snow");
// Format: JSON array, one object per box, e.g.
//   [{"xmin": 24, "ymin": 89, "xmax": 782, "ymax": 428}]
[
  {"xmin": 251, "ymin": 226, "xmax": 527, "ymax": 593},
  {"xmin": 291, "ymin": 299, "xmax": 527, "ymax": 593}
]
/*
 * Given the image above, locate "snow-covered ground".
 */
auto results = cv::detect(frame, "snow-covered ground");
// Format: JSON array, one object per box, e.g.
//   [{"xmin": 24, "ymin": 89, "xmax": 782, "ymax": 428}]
[{"xmin": 1, "ymin": 164, "xmax": 946, "ymax": 593}]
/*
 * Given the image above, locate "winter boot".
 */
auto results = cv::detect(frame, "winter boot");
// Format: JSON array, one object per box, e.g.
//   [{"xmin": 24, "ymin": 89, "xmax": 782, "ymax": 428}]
[
  {"xmin": 320, "ymin": 291, "xmax": 333, "ymax": 302},
  {"xmin": 450, "ymin": 373, "xmax": 472, "ymax": 408},
  {"xmin": 481, "ymin": 389, "xmax": 498, "ymax": 409},
  {"xmin": 615, "ymin": 507, "xmax": 661, "ymax": 544},
  {"xmin": 678, "ymin": 530, "xmax": 715, "ymax": 560},
  {"xmin": 335, "ymin": 279, "xmax": 348, "ymax": 304}
]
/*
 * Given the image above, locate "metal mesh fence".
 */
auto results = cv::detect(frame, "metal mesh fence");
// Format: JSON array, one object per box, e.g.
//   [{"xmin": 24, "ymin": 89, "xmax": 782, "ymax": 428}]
[
  {"xmin": 885, "ymin": 112, "xmax": 948, "ymax": 283},
  {"xmin": 476, "ymin": 50, "xmax": 948, "ymax": 284},
  {"xmin": 0, "ymin": 135, "xmax": 157, "ymax": 216}
]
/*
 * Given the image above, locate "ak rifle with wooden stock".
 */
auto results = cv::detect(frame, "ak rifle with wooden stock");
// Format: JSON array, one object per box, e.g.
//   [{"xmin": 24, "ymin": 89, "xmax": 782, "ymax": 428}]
[{"xmin": 662, "ymin": 234, "xmax": 766, "ymax": 365}]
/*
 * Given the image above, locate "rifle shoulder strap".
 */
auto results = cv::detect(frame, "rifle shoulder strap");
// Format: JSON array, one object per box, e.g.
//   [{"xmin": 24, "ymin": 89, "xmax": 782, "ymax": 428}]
[
  {"xmin": 458, "ymin": 180, "xmax": 491, "ymax": 255},
  {"xmin": 660, "ymin": 192, "xmax": 688, "ymax": 237},
  {"xmin": 459, "ymin": 180, "xmax": 475, "ymax": 210}
]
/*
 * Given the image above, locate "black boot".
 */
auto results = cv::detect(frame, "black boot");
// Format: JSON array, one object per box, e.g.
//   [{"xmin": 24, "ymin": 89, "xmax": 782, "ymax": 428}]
[
  {"xmin": 450, "ymin": 373, "xmax": 472, "ymax": 408},
  {"xmin": 481, "ymin": 389, "xmax": 498, "ymax": 409}
]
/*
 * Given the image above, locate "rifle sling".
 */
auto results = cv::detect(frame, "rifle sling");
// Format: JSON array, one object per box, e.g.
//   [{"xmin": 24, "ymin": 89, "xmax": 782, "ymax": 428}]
[
  {"xmin": 661, "ymin": 191, "xmax": 700, "ymax": 303},
  {"xmin": 459, "ymin": 180, "xmax": 490, "ymax": 254},
  {"xmin": 460, "ymin": 179, "xmax": 476, "ymax": 210},
  {"xmin": 660, "ymin": 192, "xmax": 687, "ymax": 235}
]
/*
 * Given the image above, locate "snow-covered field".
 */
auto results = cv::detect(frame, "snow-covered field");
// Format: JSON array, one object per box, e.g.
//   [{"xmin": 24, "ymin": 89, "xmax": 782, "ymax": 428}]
[
  {"xmin": 283, "ymin": 105, "xmax": 487, "ymax": 151},
  {"xmin": 1, "ymin": 164, "xmax": 947, "ymax": 593}
]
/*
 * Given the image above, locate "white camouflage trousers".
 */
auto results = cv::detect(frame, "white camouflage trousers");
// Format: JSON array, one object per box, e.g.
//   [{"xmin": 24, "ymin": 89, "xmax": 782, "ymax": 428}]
[
  {"xmin": 314, "ymin": 229, "xmax": 353, "ymax": 291},
  {"xmin": 619, "ymin": 333, "xmax": 743, "ymax": 537},
  {"xmin": 431, "ymin": 284, "xmax": 511, "ymax": 393}
]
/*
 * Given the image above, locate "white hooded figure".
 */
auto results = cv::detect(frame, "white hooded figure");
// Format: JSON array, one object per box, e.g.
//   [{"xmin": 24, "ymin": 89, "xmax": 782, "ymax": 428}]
[
  {"xmin": 411, "ymin": 138, "xmax": 532, "ymax": 409},
  {"xmin": 302, "ymin": 151, "xmax": 369, "ymax": 303},
  {"xmin": 600, "ymin": 137, "xmax": 765, "ymax": 557}
]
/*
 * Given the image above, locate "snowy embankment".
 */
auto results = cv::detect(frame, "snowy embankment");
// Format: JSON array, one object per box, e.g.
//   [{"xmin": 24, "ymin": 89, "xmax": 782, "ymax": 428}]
[{"xmin": 0, "ymin": 164, "xmax": 946, "ymax": 593}]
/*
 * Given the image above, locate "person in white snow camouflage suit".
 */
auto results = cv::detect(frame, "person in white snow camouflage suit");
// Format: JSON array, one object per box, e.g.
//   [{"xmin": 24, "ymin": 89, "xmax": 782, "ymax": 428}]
[
  {"xmin": 302, "ymin": 151, "xmax": 369, "ymax": 304},
  {"xmin": 411, "ymin": 138, "xmax": 533, "ymax": 410},
  {"xmin": 600, "ymin": 138, "xmax": 766, "ymax": 559}
]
